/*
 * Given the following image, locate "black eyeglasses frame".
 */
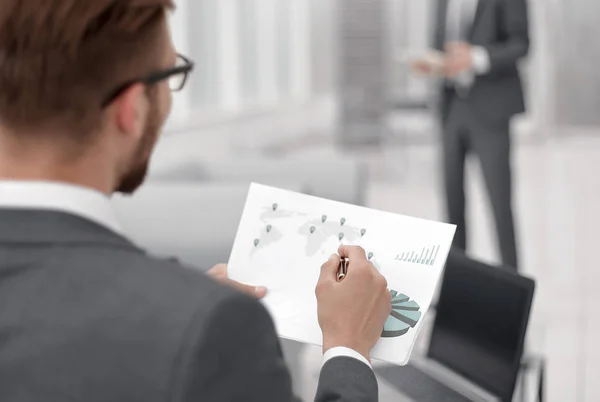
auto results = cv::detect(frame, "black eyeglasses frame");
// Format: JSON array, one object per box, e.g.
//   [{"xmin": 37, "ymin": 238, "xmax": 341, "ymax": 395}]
[{"xmin": 101, "ymin": 53, "xmax": 194, "ymax": 107}]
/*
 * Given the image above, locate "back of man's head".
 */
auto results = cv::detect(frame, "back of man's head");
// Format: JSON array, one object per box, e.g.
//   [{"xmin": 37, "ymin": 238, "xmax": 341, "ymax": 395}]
[
  {"xmin": 0, "ymin": 0, "xmax": 177, "ymax": 194},
  {"xmin": 0, "ymin": 0, "xmax": 173, "ymax": 136}
]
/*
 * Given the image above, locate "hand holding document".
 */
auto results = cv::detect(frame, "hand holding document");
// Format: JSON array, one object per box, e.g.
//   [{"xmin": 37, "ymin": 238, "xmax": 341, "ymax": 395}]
[
  {"xmin": 227, "ymin": 184, "xmax": 456, "ymax": 365},
  {"xmin": 207, "ymin": 263, "xmax": 268, "ymax": 298},
  {"xmin": 408, "ymin": 49, "xmax": 445, "ymax": 77}
]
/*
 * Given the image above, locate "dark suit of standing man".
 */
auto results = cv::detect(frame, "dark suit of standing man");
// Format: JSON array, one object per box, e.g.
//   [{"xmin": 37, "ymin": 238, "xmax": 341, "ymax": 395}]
[
  {"xmin": 0, "ymin": 1, "xmax": 391, "ymax": 401},
  {"xmin": 417, "ymin": 0, "xmax": 529, "ymax": 270}
]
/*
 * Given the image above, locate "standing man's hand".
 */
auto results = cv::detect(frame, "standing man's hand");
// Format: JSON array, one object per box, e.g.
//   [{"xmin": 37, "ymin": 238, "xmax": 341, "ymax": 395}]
[
  {"xmin": 444, "ymin": 41, "xmax": 474, "ymax": 77},
  {"xmin": 316, "ymin": 245, "xmax": 392, "ymax": 362},
  {"xmin": 207, "ymin": 264, "xmax": 268, "ymax": 299},
  {"xmin": 411, "ymin": 59, "xmax": 435, "ymax": 75}
]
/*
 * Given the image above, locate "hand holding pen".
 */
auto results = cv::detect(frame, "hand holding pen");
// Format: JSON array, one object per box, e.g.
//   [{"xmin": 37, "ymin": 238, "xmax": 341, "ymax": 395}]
[
  {"xmin": 337, "ymin": 257, "xmax": 349, "ymax": 281},
  {"xmin": 315, "ymin": 245, "xmax": 392, "ymax": 361}
]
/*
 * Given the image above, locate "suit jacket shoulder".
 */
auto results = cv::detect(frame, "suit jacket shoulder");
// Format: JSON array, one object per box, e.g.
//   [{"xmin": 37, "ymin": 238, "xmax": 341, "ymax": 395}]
[
  {"xmin": 0, "ymin": 210, "xmax": 251, "ymax": 401},
  {"xmin": 0, "ymin": 209, "xmax": 378, "ymax": 402}
]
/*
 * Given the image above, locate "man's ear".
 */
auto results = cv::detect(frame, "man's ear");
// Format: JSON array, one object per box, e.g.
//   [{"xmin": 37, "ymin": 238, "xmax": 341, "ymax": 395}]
[{"xmin": 113, "ymin": 83, "xmax": 148, "ymax": 140}]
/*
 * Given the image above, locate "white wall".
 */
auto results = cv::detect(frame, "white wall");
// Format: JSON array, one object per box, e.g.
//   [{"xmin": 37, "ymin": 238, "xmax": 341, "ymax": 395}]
[{"xmin": 155, "ymin": 0, "xmax": 338, "ymax": 166}]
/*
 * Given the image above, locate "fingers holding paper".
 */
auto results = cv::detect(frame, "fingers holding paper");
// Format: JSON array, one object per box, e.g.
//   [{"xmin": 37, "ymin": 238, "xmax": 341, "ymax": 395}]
[
  {"xmin": 316, "ymin": 246, "xmax": 392, "ymax": 361},
  {"xmin": 410, "ymin": 50, "xmax": 445, "ymax": 76},
  {"xmin": 410, "ymin": 44, "xmax": 474, "ymax": 78},
  {"xmin": 444, "ymin": 41, "xmax": 474, "ymax": 77},
  {"xmin": 207, "ymin": 263, "xmax": 268, "ymax": 299},
  {"xmin": 411, "ymin": 59, "xmax": 435, "ymax": 75}
]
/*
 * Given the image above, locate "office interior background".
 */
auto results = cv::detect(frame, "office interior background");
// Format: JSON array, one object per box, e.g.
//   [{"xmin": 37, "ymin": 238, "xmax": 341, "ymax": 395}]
[{"xmin": 119, "ymin": 0, "xmax": 600, "ymax": 401}]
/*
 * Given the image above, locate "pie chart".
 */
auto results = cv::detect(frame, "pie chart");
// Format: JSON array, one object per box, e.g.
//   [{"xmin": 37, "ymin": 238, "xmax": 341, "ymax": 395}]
[{"xmin": 381, "ymin": 289, "xmax": 422, "ymax": 338}]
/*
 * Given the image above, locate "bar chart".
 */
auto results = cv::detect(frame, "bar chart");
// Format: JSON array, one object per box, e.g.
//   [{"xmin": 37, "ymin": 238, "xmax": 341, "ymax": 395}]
[{"xmin": 394, "ymin": 244, "xmax": 440, "ymax": 266}]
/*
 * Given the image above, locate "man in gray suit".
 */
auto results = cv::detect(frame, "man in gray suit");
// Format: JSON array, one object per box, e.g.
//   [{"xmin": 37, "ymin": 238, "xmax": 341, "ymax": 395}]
[
  {"xmin": 414, "ymin": 0, "xmax": 529, "ymax": 270},
  {"xmin": 0, "ymin": 1, "xmax": 391, "ymax": 401}
]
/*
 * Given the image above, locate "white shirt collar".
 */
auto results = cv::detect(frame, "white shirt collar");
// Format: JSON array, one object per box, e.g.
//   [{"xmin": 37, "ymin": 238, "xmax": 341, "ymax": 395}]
[{"xmin": 0, "ymin": 180, "xmax": 123, "ymax": 235}]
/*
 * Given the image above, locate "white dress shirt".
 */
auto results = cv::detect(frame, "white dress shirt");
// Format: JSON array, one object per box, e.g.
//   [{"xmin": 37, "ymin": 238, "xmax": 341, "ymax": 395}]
[
  {"xmin": 445, "ymin": 0, "xmax": 490, "ymax": 87},
  {"xmin": 0, "ymin": 180, "xmax": 124, "ymax": 235},
  {"xmin": 0, "ymin": 180, "xmax": 372, "ymax": 370}
]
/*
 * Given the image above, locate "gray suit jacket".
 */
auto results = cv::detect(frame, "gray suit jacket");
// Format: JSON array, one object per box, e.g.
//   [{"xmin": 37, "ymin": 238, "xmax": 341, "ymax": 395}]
[
  {"xmin": 433, "ymin": 0, "xmax": 530, "ymax": 124},
  {"xmin": 0, "ymin": 209, "xmax": 378, "ymax": 402}
]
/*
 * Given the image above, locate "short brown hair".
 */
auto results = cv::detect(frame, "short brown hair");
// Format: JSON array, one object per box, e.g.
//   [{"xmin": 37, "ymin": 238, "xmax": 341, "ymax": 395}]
[{"xmin": 0, "ymin": 0, "xmax": 174, "ymax": 137}]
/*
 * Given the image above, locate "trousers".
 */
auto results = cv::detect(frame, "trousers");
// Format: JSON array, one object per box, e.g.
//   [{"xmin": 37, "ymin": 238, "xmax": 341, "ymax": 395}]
[{"xmin": 441, "ymin": 96, "xmax": 518, "ymax": 270}]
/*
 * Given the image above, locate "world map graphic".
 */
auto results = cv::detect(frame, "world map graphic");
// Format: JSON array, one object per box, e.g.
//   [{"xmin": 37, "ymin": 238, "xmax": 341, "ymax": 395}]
[{"xmin": 250, "ymin": 204, "xmax": 369, "ymax": 258}]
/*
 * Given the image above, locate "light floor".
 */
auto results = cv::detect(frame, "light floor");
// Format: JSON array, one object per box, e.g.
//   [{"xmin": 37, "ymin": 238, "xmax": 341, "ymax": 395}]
[{"xmin": 286, "ymin": 135, "xmax": 600, "ymax": 402}]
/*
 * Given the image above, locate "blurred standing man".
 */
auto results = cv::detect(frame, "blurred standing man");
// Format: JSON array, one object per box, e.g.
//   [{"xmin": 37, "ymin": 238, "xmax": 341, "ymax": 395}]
[
  {"xmin": 0, "ymin": 1, "xmax": 391, "ymax": 401},
  {"xmin": 414, "ymin": 0, "xmax": 529, "ymax": 270}
]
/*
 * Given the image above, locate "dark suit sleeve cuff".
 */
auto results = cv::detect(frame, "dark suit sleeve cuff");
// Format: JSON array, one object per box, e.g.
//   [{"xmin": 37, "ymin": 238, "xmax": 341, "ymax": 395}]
[{"xmin": 316, "ymin": 356, "xmax": 378, "ymax": 402}]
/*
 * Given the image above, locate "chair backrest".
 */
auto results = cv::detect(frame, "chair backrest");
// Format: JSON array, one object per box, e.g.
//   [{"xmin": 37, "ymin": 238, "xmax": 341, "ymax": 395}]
[{"xmin": 428, "ymin": 250, "xmax": 536, "ymax": 402}]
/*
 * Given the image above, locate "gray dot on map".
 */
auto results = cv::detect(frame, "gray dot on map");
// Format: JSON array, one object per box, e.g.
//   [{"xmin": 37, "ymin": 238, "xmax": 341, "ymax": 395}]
[
  {"xmin": 321, "ymin": 215, "xmax": 327, "ymax": 223},
  {"xmin": 272, "ymin": 203, "xmax": 278, "ymax": 211},
  {"xmin": 310, "ymin": 226, "xmax": 316, "ymax": 234},
  {"xmin": 340, "ymin": 218, "xmax": 346, "ymax": 226},
  {"xmin": 254, "ymin": 239, "xmax": 260, "ymax": 247},
  {"xmin": 338, "ymin": 233, "xmax": 344, "ymax": 241},
  {"xmin": 266, "ymin": 225, "xmax": 272, "ymax": 233},
  {"xmin": 368, "ymin": 252, "xmax": 373, "ymax": 260},
  {"xmin": 361, "ymin": 228, "xmax": 366, "ymax": 237}
]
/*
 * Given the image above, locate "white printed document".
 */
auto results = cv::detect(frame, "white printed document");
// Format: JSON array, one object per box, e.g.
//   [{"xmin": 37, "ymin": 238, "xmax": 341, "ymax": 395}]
[{"xmin": 228, "ymin": 183, "xmax": 456, "ymax": 365}]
